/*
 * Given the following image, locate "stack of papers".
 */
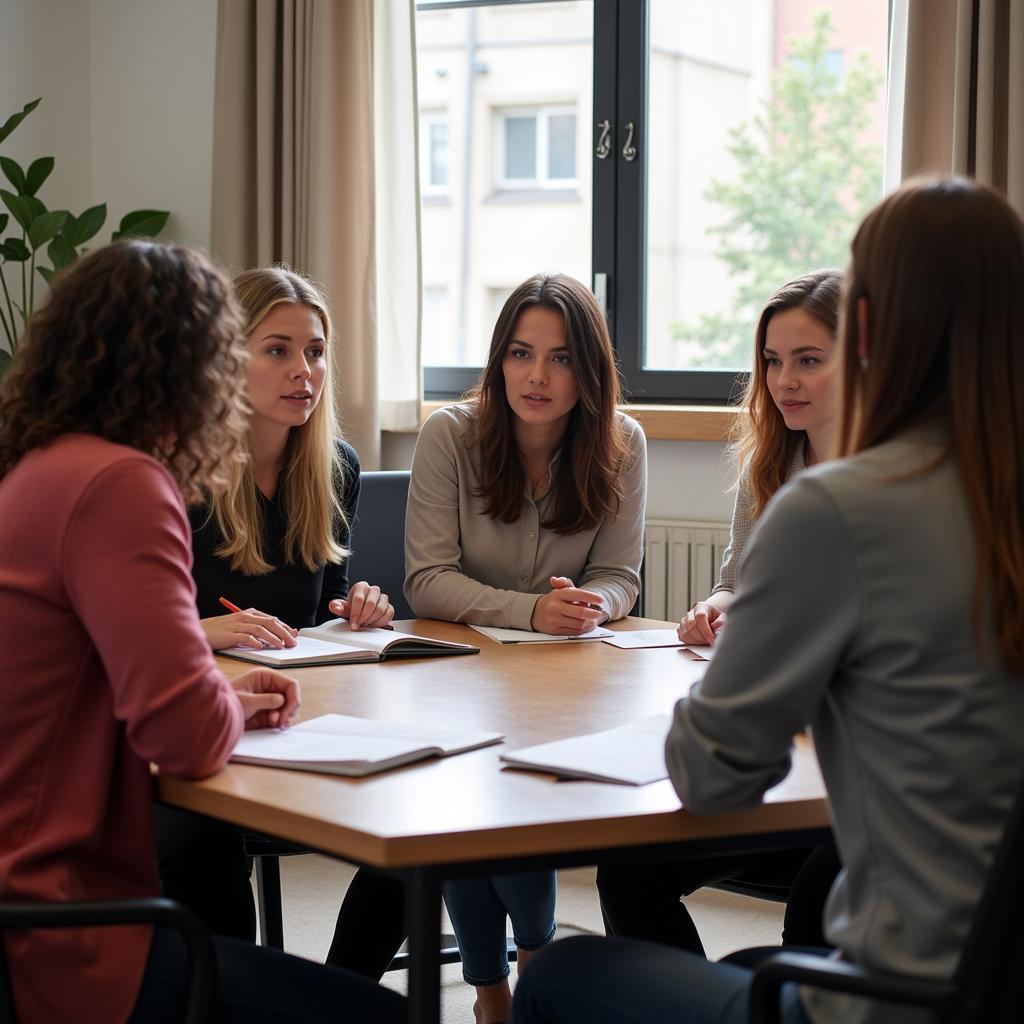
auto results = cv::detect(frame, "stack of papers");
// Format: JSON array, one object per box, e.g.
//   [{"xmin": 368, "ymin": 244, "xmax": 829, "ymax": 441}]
[{"xmin": 499, "ymin": 714, "xmax": 673, "ymax": 786}]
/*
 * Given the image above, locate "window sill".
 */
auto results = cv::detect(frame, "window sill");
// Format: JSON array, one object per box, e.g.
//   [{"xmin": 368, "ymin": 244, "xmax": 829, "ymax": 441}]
[{"xmin": 409, "ymin": 401, "xmax": 738, "ymax": 442}]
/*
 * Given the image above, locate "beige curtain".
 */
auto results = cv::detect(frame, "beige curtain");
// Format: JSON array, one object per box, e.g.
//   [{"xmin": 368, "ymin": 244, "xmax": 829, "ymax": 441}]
[
  {"xmin": 211, "ymin": 0, "xmax": 421, "ymax": 468},
  {"xmin": 887, "ymin": 0, "xmax": 1024, "ymax": 212}
]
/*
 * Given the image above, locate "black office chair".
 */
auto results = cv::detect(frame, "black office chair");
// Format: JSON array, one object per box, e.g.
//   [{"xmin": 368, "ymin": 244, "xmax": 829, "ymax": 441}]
[
  {"xmin": 248, "ymin": 471, "xmax": 414, "ymax": 951},
  {"xmin": 0, "ymin": 897, "xmax": 213, "ymax": 1024},
  {"xmin": 749, "ymin": 775, "xmax": 1024, "ymax": 1024},
  {"xmin": 347, "ymin": 470, "xmax": 414, "ymax": 620}
]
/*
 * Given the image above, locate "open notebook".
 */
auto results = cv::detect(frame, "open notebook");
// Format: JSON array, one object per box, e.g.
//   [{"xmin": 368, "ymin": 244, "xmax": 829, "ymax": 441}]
[
  {"xmin": 499, "ymin": 714, "xmax": 673, "ymax": 785},
  {"xmin": 231, "ymin": 713, "xmax": 504, "ymax": 776},
  {"xmin": 223, "ymin": 618, "xmax": 479, "ymax": 667}
]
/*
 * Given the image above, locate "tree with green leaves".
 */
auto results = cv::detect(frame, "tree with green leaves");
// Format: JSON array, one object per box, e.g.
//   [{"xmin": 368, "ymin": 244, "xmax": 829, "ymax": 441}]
[
  {"xmin": 672, "ymin": 8, "xmax": 883, "ymax": 369},
  {"xmin": 0, "ymin": 98, "xmax": 169, "ymax": 374}
]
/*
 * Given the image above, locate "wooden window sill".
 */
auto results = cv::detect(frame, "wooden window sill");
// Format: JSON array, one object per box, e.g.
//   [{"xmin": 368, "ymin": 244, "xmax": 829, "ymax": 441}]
[{"xmin": 407, "ymin": 401, "xmax": 739, "ymax": 443}]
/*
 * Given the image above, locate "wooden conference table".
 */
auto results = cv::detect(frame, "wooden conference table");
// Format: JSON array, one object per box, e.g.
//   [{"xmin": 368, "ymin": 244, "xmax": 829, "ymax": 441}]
[{"xmin": 157, "ymin": 617, "xmax": 829, "ymax": 1024}]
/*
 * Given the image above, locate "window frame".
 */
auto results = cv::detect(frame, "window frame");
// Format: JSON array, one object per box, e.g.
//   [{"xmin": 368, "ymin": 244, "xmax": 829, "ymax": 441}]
[{"xmin": 419, "ymin": 0, "xmax": 749, "ymax": 404}]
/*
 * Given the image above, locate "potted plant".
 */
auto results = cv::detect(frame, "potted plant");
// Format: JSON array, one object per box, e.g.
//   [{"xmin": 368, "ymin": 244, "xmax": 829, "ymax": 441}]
[{"xmin": 0, "ymin": 98, "xmax": 170, "ymax": 375}]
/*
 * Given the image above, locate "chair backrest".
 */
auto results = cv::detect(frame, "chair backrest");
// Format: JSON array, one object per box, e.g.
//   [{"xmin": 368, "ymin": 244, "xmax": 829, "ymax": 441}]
[
  {"xmin": 951, "ymin": 771, "xmax": 1024, "ymax": 1022},
  {"xmin": 346, "ymin": 470, "xmax": 414, "ymax": 620}
]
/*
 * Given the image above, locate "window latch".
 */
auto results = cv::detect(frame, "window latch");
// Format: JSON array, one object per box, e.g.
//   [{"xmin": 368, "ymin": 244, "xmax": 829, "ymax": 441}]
[
  {"xmin": 622, "ymin": 122, "xmax": 637, "ymax": 162},
  {"xmin": 596, "ymin": 119, "xmax": 612, "ymax": 159}
]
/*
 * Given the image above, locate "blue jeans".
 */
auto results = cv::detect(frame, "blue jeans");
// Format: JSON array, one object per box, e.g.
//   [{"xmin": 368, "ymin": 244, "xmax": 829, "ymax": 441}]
[
  {"xmin": 511, "ymin": 936, "xmax": 812, "ymax": 1024},
  {"xmin": 443, "ymin": 870, "xmax": 557, "ymax": 985}
]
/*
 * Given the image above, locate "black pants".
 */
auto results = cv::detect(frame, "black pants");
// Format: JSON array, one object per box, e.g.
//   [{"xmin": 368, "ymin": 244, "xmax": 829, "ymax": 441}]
[
  {"xmin": 154, "ymin": 806, "xmax": 407, "ymax": 980},
  {"xmin": 129, "ymin": 926, "xmax": 406, "ymax": 1023},
  {"xmin": 595, "ymin": 839, "xmax": 841, "ymax": 957}
]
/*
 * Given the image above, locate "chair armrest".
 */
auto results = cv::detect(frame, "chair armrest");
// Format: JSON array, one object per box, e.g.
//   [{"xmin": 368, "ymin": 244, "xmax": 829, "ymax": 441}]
[
  {"xmin": 749, "ymin": 951, "xmax": 958, "ymax": 1024},
  {"xmin": 0, "ymin": 897, "xmax": 213, "ymax": 1024}
]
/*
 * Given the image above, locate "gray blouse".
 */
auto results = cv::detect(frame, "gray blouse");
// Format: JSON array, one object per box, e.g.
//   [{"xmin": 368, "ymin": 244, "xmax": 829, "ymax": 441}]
[
  {"xmin": 404, "ymin": 403, "xmax": 647, "ymax": 629},
  {"xmin": 712, "ymin": 444, "xmax": 806, "ymax": 595},
  {"xmin": 667, "ymin": 427, "xmax": 1024, "ymax": 1024}
]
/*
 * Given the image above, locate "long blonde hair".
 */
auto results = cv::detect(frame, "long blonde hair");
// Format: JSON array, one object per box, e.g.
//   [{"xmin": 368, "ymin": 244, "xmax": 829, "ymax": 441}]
[
  {"xmin": 732, "ymin": 270, "xmax": 842, "ymax": 518},
  {"xmin": 208, "ymin": 266, "xmax": 349, "ymax": 575},
  {"xmin": 839, "ymin": 178, "xmax": 1024, "ymax": 673}
]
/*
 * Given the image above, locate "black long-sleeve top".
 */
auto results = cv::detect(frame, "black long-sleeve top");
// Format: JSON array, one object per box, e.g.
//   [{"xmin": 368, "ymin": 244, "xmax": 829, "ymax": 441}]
[{"xmin": 189, "ymin": 440, "xmax": 360, "ymax": 629}]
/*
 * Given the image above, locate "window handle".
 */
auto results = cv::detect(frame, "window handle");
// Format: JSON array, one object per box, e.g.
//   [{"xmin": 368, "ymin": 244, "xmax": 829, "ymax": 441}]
[
  {"xmin": 622, "ymin": 122, "xmax": 637, "ymax": 162},
  {"xmin": 596, "ymin": 120, "xmax": 612, "ymax": 159}
]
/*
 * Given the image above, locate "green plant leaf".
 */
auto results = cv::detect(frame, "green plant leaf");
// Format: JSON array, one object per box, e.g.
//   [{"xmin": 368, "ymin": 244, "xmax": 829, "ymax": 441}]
[
  {"xmin": 36, "ymin": 265, "xmax": 56, "ymax": 284},
  {"xmin": 0, "ymin": 347, "xmax": 13, "ymax": 377},
  {"xmin": 0, "ymin": 214, "xmax": 7, "ymax": 235},
  {"xmin": 1, "ymin": 190, "xmax": 34, "ymax": 231},
  {"xmin": 23, "ymin": 195, "xmax": 45, "ymax": 219},
  {"xmin": 28, "ymin": 210, "xmax": 67, "ymax": 250},
  {"xmin": 71, "ymin": 203, "xmax": 106, "ymax": 245},
  {"xmin": 48, "ymin": 233, "xmax": 77, "ymax": 270},
  {"xmin": 0, "ymin": 237, "xmax": 30, "ymax": 262},
  {"xmin": 24, "ymin": 157, "xmax": 55, "ymax": 196},
  {"xmin": 0, "ymin": 98, "xmax": 41, "ymax": 147},
  {"xmin": 113, "ymin": 208, "xmax": 169, "ymax": 240},
  {"xmin": 0, "ymin": 157, "xmax": 27, "ymax": 194}
]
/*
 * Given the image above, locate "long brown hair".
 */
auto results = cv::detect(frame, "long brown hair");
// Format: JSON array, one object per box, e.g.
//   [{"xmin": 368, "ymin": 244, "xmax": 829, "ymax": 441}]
[
  {"xmin": 469, "ymin": 273, "xmax": 628, "ymax": 534},
  {"xmin": 732, "ymin": 269, "xmax": 843, "ymax": 518},
  {"xmin": 0, "ymin": 240, "xmax": 249, "ymax": 503},
  {"xmin": 839, "ymin": 178, "xmax": 1024, "ymax": 673},
  {"xmin": 206, "ymin": 266, "xmax": 349, "ymax": 575}
]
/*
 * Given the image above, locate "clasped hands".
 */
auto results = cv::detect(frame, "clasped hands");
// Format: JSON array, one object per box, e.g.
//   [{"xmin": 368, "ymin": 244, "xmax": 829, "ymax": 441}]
[{"xmin": 530, "ymin": 576, "xmax": 606, "ymax": 635}]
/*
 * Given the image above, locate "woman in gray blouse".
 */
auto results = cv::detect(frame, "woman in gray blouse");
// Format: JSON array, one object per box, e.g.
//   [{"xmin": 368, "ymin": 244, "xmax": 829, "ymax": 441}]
[
  {"xmin": 513, "ymin": 178, "xmax": 1024, "ymax": 1024},
  {"xmin": 405, "ymin": 273, "xmax": 646, "ymax": 1024}
]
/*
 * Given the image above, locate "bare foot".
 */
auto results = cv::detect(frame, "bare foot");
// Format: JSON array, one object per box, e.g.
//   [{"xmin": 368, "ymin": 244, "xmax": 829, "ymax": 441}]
[{"xmin": 472, "ymin": 978, "xmax": 512, "ymax": 1024}]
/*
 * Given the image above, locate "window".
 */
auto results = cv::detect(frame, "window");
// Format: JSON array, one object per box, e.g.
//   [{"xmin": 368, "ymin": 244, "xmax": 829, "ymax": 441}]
[
  {"xmin": 495, "ymin": 106, "xmax": 578, "ymax": 189},
  {"xmin": 418, "ymin": 0, "xmax": 889, "ymax": 403},
  {"xmin": 421, "ymin": 112, "xmax": 451, "ymax": 194}
]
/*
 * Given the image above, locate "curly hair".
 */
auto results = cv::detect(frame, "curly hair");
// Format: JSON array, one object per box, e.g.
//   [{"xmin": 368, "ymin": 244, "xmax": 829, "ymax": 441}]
[{"xmin": 0, "ymin": 239, "xmax": 250, "ymax": 504}]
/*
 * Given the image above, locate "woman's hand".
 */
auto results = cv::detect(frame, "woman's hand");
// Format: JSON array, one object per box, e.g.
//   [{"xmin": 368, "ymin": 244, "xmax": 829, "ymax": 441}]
[
  {"xmin": 200, "ymin": 609, "xmax": 298, "ymax": 652},
  {"xmin": 530, "ymin": 576, "xmax": 606, "ymax": 636},
  {"xmin": 232, "ymin": 669, "xmax": 301, "ymax": 730},
  {"xmin": 329, "ymin": 581, "xmax": 394, "ymax": 631},
  {"xmin": 677, "ymin": 601, "xmax": 726, "ymax": 645}
]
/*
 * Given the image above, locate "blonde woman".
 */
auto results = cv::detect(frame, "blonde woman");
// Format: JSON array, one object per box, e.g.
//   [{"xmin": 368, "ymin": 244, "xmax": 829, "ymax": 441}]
[{"xmin": 157, "ymin": 266, "xmax": 404, "ymax": 979}]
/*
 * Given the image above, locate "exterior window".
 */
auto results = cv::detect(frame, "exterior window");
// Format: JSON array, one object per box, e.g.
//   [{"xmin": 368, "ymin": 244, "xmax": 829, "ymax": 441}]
[
  {"xmin": 496, "ymin": 106, "xmax": 579, "ymax": 190},
  {"xmin": 421, "ymin": 112, "xmax": 450, "ymax": 194}
]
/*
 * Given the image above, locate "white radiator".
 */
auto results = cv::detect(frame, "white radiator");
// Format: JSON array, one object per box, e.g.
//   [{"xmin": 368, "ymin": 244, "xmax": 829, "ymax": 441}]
[{"xmin": 643, "ymin": 518, "xmax": 731, "ymax": 621}]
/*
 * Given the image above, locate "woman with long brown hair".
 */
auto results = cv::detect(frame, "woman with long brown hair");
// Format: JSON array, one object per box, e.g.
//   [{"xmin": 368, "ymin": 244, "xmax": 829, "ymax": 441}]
[
  {"xmin": 598, "ymin": 270, "xmax": 844, "ymax": 958},
  {"xmin": 405, "ymin": 272, "xmax": 647, "ymax": 1022},
  {"xmin": 515, "ymin": 178, "xmax": 1024, "ymax": 1024},
  {"xmin": 0, "ymin": 241, "xmax": 404, "ymax": 1023}
]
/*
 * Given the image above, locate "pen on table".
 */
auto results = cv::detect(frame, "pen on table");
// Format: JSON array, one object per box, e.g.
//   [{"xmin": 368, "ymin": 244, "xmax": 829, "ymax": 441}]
[{"xmin": 218, "ymin": 596, "xmax": 274, "ymax": 649}]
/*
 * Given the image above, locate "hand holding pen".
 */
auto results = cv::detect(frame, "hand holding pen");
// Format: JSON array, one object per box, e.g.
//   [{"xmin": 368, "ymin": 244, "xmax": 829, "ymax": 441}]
[
  {"xmin": 530, "ymin": 576, "xmax": 606, "ymax": 636},
  {"xmin": 196, "ymin": 597, "xmax": 300, "ymax": 653}
]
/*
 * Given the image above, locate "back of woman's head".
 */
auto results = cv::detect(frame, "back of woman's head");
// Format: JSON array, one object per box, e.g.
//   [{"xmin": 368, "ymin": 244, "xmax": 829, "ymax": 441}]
[
  {"xmin": 839, "ymin": 177, "xmax": 1024, "ymax": 672},
  {"xmin": 0, "ymin": 239, "xmax": 249, "ymax": 502},
  {"xmin": 736, "ymin": 268, "xmax": 843, "ymax": 518},
  {"xmin": 472, "ymin": 272, "xmax": 627, "ymax": 533}
]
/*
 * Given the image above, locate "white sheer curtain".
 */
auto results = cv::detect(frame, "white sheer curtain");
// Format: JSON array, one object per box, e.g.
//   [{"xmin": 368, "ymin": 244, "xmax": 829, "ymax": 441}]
[{"xmin": 211, "ymin": 0, "xmax": 421, "ymax": 468}]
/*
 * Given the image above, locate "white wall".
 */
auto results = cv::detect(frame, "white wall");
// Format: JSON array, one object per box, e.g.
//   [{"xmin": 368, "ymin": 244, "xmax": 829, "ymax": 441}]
[
  {"xmin": 3, "ymin": 0, "xmax": 734, "ymax": 525},
  {"xmin": 1, "ymin": 0, "xmax": 216, "ymax": 251}
]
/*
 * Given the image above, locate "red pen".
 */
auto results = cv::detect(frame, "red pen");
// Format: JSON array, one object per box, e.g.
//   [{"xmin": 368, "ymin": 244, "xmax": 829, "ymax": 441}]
[{"xmin": 219, "ymin": 596, "xmax": 243, "ymax": 614}]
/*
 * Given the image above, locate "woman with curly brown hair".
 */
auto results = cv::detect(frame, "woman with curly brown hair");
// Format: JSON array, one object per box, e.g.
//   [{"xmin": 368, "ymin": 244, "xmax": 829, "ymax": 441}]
[{"xmin": 0, "ymin": 240, "xmax": 404, "ymax": 1023}]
